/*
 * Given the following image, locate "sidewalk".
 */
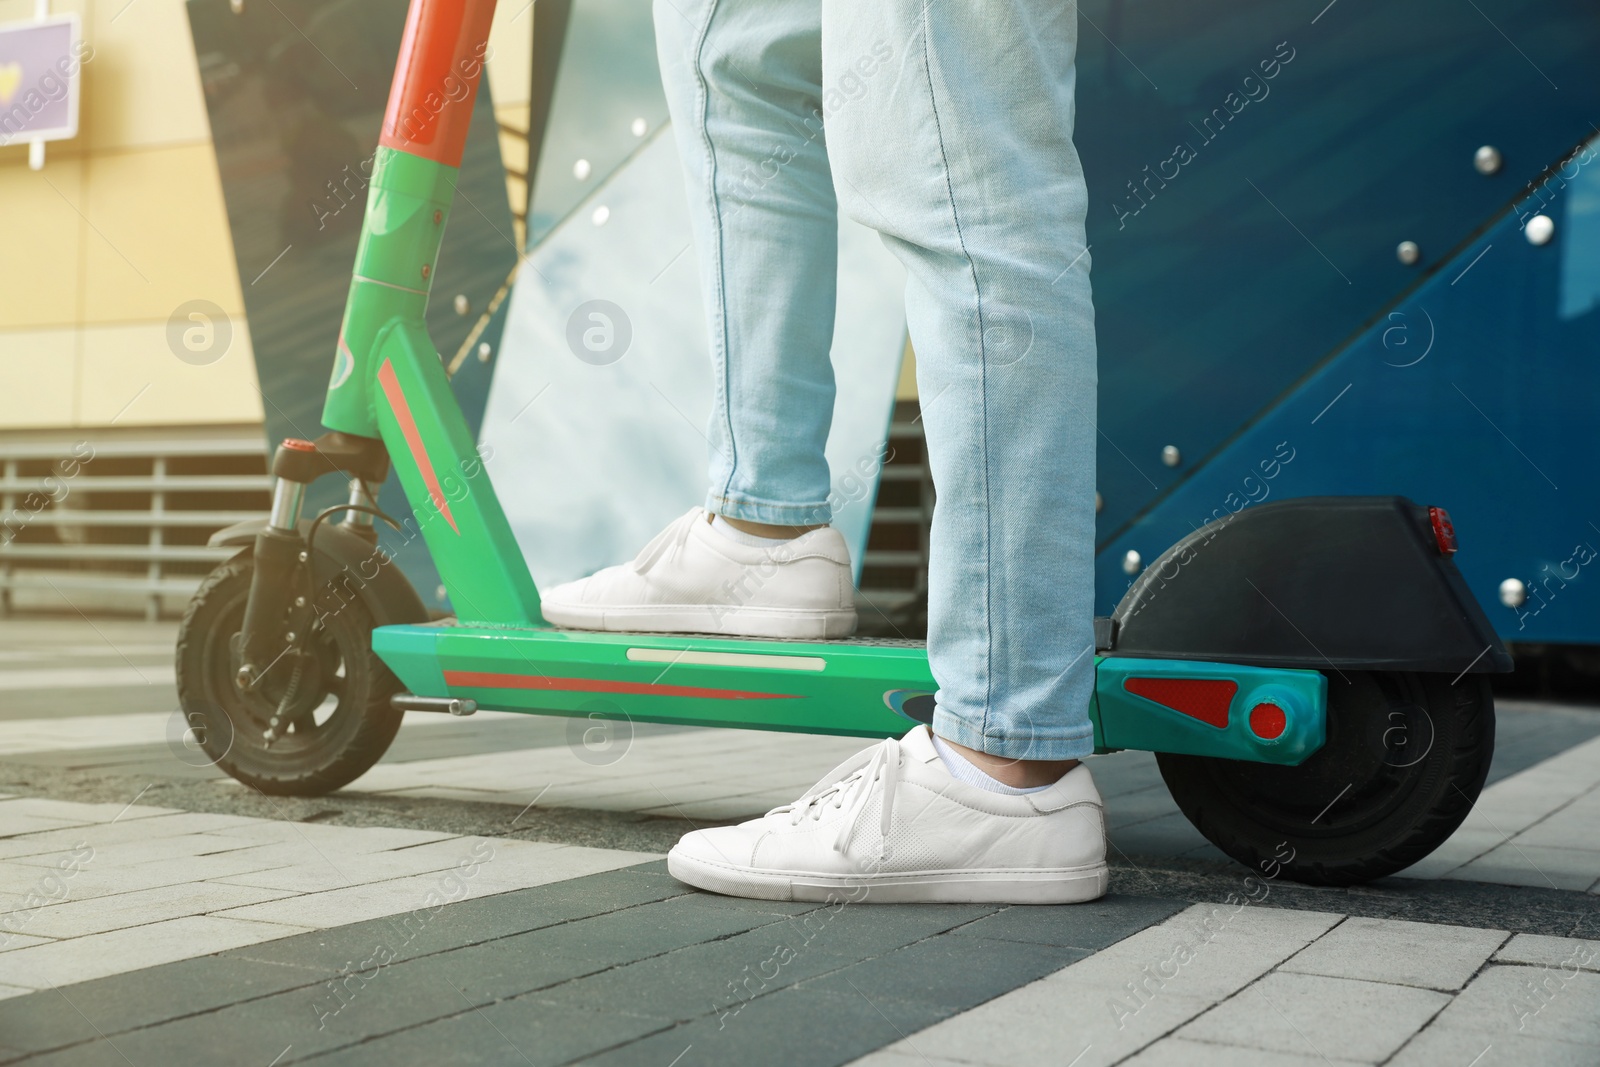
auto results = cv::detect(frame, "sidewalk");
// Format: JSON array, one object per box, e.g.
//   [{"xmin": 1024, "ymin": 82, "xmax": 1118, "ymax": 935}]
[{"xmin": 0, "ymin": 619, "xmax": 1597, "ymax": 1065}]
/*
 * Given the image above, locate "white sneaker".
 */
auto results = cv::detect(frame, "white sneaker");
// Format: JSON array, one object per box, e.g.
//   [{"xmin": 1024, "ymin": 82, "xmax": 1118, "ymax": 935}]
[
  {"xmin": 667, "ymin": 726, "xmax": 1109, "ymax": 904},
  {"xmin": 540, "ymin": 507, "xmax": 858, "ymax": 639}
]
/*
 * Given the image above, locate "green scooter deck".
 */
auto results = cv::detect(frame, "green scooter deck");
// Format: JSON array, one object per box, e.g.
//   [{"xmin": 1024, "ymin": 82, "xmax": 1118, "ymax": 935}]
[{"xmin": 372, "ymin": 621, "xmax": 1328, "ymax": 764}]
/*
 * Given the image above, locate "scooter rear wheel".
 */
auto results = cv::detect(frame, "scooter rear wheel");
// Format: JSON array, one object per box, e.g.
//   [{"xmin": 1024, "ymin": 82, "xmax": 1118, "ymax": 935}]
[
  {"xmin": 1156, "ymin": 670, "xmax": 1494, "ymax": 886},
  {"xmin": 175, "ymin": 552, "xmax": 405, "ymax": 796}
]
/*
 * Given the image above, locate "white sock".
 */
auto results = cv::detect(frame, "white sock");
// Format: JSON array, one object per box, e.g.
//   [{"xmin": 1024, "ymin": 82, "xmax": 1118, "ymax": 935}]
[
  {"xmin": 711, "ymin": 514, "xmax": 800, "ymax": 548},
  {"xmin": 932, "ymin": 733, "xmax": 1056, "ymax": 795}
]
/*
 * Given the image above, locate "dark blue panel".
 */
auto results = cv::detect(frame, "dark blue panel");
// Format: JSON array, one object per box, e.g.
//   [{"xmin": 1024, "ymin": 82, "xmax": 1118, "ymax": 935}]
[
  {"xmin": 524, "ymin": 0, "xmax": 668, "ymax": 247},
  {"xmin": 186, "ymin": 0, "xmax": 519, "ymax": 612},
  {"xmin": 1078, "ymin": 0, "xmax": 1600, "ymax": 541},
  {"xmin": 1097, "ymin": 142, "xmax": 1600, "ymax": 645}
]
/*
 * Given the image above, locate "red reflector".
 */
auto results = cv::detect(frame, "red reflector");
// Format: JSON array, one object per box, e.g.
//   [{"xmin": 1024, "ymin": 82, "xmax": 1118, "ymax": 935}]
[
  {"xmin": 1428, "ymin": 506, "xmax": 1457, "ymax": 556},
  {"xmin": 282, "ymin": 438, "xmax": 317, "ymax": 452},
  {"xmin": 1123, "ymin": 677, "xmax": 1237, "ymax": 728},
  {"xmin": 1249, "ymin": 703, "xmax": 1287, "ymax": 740}
]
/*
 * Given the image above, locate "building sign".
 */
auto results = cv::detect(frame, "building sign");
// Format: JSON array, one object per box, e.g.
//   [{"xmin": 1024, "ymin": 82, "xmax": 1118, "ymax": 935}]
[{"xmin": 0, "ymin": 15, "xmax": 85, "ymax": 148}]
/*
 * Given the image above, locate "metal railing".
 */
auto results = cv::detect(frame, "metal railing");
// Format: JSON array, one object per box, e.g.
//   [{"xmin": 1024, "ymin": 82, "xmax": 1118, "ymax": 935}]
[
  {"xmin": 856, "ymin": 403, "xmax": 932, "ymax": 636},
  {"xmin": 0, "ymin": 428, "xmax": 271, "ymax": 620}
]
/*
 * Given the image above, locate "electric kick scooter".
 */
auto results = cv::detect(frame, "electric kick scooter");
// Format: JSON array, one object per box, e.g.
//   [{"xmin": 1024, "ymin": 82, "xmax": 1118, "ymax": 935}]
[{"xmin": 176, "ymin": 0, "xmax": 1512, "ymax": 888}]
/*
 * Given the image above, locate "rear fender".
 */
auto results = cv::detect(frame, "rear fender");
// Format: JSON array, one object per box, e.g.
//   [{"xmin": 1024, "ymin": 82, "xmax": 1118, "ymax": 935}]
[{"xmin": 1107, "ymin": 496, "xmax": 1512, "ymax": 674}]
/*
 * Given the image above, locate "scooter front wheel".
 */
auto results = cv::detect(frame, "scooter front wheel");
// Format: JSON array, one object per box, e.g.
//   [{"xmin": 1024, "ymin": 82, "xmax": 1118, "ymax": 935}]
[
  {"xmin": 1157, "ymin": 670, "xmax": 1494, "ymax": 886},
  {"xmin": 175, "ymin": 552, "xmax": 405, "ymax": 796}
]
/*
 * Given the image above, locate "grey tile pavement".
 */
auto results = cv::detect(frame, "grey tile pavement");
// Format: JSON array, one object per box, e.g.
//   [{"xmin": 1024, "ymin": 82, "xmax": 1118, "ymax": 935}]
[
  {"xmin": 5, "ymin": 622, "xmax": 1600, "ymax": 1064},
  {"xmin": 1276, "ymin": 915, "xmax": 1506, "ymax": 990},
  {"xmin": 0, "ymin": 863, "xmax": 1189, "ymax": 1067},
  {"xmin": 856, "ymin": 906, "xmax": 1600, "ymax": 1067}
]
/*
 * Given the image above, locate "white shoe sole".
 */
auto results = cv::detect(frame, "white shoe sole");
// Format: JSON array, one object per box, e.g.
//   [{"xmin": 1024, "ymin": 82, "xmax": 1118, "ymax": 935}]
[
  {"xmin": 541, "ymin": 601, "xmax": 858, "ymax": 640},
  {"xmin": 667, "ymin": 849, "xmax": 1109, "ymax": 905}
]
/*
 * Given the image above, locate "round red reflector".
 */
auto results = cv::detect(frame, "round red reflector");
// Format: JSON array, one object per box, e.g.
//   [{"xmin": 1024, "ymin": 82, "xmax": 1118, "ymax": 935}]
[
  {"xmin": 1428, "ymin": 506, "xmax": 1458, "ymax": 556},
  {"xmin": 1249, "ymin": 703, "xmax": 1287, "ymax": 740},
  {"xmin": 282, "ymin": 438, "xmax": 317, "ymax": 452}
]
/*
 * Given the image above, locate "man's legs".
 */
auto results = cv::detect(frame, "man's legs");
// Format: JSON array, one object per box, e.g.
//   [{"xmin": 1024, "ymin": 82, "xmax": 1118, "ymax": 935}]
[
  {"xmin": 540, "ymin": 0, "xmax": 858, "ymax": 639},
  {"xmin": 822, "ymin": 1, "xmax": 1099, "ymax": 763},
  {"xmin": 654, "ymin": 0, "xmax": 839, "ymax": 528},
  {"xmin": 641, "ymin": 1, "xmax": 1107, "ymax": 903}
]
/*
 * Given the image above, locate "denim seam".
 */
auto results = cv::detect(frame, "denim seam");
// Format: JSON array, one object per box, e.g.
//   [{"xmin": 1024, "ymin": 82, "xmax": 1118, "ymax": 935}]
[
  {"xmin": 707, "ymin": 490, "xmax": 833, "ymax": 518},
  {"xmin": 690, "ymin": 0, "xmax": 738, "ymax": 505},
  {"xmin": 920, "ymin": 8, "xmax": 993, "ymax": 740}
]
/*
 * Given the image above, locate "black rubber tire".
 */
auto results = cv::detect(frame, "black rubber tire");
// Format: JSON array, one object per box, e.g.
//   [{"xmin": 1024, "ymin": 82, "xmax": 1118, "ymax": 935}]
[
  {"xmin": 1156, "ymin": 670, "xmax": 1495, "ymax": 886},
  {"xmin": 175, "ymin": 551, "xmax": 404, "ymax": 796}
]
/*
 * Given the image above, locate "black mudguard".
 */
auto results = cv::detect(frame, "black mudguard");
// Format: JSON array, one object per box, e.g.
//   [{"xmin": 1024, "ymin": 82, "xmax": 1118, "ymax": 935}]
[
  {"xmin": 209, "ymin": 518, "xmax": 429, "ymax": 630},
  {"xmin": 1107, "ymin": 496, "xmax": 1512, "ymax": 674}
]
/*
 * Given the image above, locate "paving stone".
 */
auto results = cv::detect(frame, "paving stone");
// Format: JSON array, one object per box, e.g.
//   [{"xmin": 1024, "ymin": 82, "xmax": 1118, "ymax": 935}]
[
  {"xmin": 0, "ymin": 1038, "xmax": 138, "ymax": 1067},
  {"xmin": 204, "ymin": 822, "xmax": 464, "ymax": 854},
  {"xmin": 94, "ymin": 931, "xmax": 665, "ymax": 1066},
  {"xmin": 1388, "ymin": 1023, "xmax": 1599, "ymax": 1066},
  {"xmin": 0, "ymin": 954, "xmax": 329, "ymax": 1057},
  {"xmin": 1040, "ymin": 903, "xmax": 1344, "ymax": 1005},
  {"xmin": 536, "ymin": 923, "xmax": 863, "ymax": 1023},
  {"xmin": 947, "ymin": 894, "xmax": 1186, "ymax": 950},
  {"xmin": 20, "ymin": 881, "xmax": 296, "ymax": 939},
  {"xmin": 219, "ymin": 865, "xmax": 687, "ymax": 973},
  {"xmin": 1175, "ymin": 971, "xmax": 1449, "ymax": 1062},
  {"xmin": 0, "ymin": 932, "xmax": 54, "ymax": 952},
  {"xmin": 1107, "ymin": 812, "xmax": 1210, "ymax": 859},
  {"xmin": 0, "ymin": 798, "xmax": 176, "ymax": 825},
  {"xmin": 212, "ymin": 845, "xmax": 652, "ymax": 929},
  {"xmin": 1493, "ymin": 932, "xmax": 1600, "ymax": 972},
  {"xmin": 87, "ymin": 956, "xmax": 489, "ymax": 1064},
  {"xmin": 1448, "ymin": 844, "xmax": 1600, "ymax": 892},
  {"xmin": 1120, "ymin": 1037, "xmax": 1368, "ymax": 1066},
  {"xmin": 1279, "ymin": 916, "xmax": 1508, "ymax": 991},
  {"xmin": 1103, "ymin": 786, "xmax": 1186, "ymax": 829},
  {"xmin": 1430, "ymin": 965, "xmax": 1600, "ymax": 1045},
  {"xmin": 777, "ymin": 902, "xmax": 997, "ymax": 960},
  {"xmin": 6, "ymin": 848, "xmax": 305, "ymax": 904},
  {"xmin": 406, "ymin": 893, "xmax": 796, "ymax": 1004},
  {"xmin": 0, "ymin": 813, "xmax": 263, "ymax": 859},
  {"xmin": 1391, "ymin": 827, "xmax": 1505, "ymax": 880},
  {"xmin": 0, "ymin": 915, "xmax": 309, "ymax": 989},
  {"xmin": 843, "ymin": 1052, "xmax": 970, "ymax": 1067},
  {"xmin": 209, "ymin": 837, "xmax": 545, "ymax": 895},
  {"xmin": 864, "ymin": 978, "xmax": 1213, "ymax": 1067},
  {"xmin": 6, "ymin": 832, "xmax": 265, "ymax": 869},
  {"xmin": 799, "ymin": 932, "xmax": 1085, "ymax": 1011},
  {"xmin": 470, "ymin": 843, "xmax": 665, "ymax": 887},
  {"xmin": 294, "ymin": 1001, "xmax": 673, "ymax": 1066},
  {"xmin": 579, "ymin": 987, "xmax": 949, "ymax": 1067},
  {"xmin": 1515, "ymin": 801, "xmax": 1600, "ymax": 851},
  {"xmin": 0, "ymin": 815, "xmax": 96, "ymax": 838}
]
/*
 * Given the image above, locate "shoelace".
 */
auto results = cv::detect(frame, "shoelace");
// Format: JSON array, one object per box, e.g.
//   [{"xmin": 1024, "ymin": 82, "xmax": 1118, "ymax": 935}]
[
  {"xmin": 629, "ymin": 508, "xmax": 702, "ymax": 574},
  {"xmin": 779, "ymin": 736, "xmax": 901, "ymax": 856}
]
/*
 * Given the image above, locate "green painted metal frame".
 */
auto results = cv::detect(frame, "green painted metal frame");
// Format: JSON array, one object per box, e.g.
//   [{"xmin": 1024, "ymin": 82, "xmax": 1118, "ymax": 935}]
[
  {"xmin": 373, "ymin": 623, "xmax": 1328, "ymax": 761},
  {"xmin": 321, "ymin": 0, "xmax": 1328, "ymax": 766}
]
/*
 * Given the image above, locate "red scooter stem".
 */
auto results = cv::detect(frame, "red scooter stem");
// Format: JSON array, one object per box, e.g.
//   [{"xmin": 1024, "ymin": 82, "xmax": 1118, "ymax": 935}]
[{"xmin": 380, "ymin": 0, "xmax": 499, "ymax": 168}]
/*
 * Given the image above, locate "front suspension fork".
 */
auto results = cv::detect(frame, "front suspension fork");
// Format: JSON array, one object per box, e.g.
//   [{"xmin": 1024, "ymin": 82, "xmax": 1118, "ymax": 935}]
[{"xmin": 234, "ymin": 434, "xmax": 389, "ymax": 695}]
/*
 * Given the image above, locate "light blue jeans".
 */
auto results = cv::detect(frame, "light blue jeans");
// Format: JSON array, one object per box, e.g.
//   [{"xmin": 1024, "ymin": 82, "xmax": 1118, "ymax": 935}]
[{"xmin": 655, "ymin": 0, "xmax": 1099, "ymax": 760}]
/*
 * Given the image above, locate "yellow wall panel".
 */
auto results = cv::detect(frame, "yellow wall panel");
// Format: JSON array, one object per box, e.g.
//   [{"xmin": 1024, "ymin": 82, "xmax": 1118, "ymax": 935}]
[
  {"xmin": 0, "ymin": 156, "xmax": 86, "ymax": 329},
  {"xmin": 78, "ymin": 320, "xmax": 263, "ymax": 426},
  {"xmin": 0, "ymin": 326, "xmax": 77, "ymax": 426},
  {"xmin": 80, "ymin": 141, "xmax": 245, "ymax": 325},
  {"xmin": 487, "ymin": 1, "xmax": 533, "ymax": 111},
  {"xmin": 84, "ymin": 0, "xmax": 212, "ymax": 152}
]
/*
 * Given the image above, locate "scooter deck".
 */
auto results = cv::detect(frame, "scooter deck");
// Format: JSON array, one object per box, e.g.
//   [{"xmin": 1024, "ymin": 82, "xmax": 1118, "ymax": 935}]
[{"xmin": 372, "ymin": 619, "xmax": 1328, "ymax": 763}]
